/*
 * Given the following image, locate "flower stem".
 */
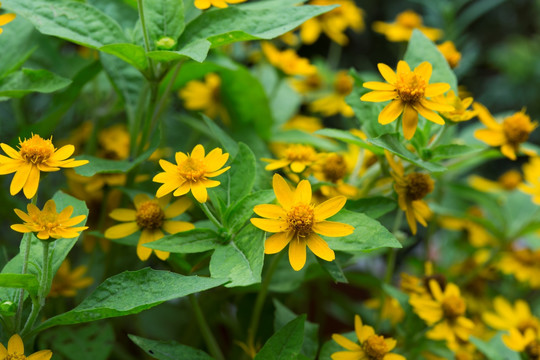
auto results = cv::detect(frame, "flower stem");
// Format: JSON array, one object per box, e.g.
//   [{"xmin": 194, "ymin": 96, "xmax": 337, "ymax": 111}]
[
  {"xmin": 199, "ymin": 202, "xmax": 222, "ymax": 228},
  {"xmin": 136, "ymin": 0, "xmax": 156, "ymax": 78},
  {"xmin": 188, "ymin": 294, "xmax": 225, "ymax": 360}
]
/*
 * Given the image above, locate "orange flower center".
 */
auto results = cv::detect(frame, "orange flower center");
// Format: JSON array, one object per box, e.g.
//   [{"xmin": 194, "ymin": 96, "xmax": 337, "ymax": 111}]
[
  {"xmin": 136, "ymin": 201, "xmax": 164, "ymax": 230},
  {"xmin": 395, "ymin": 72, "xmax": 426, "ymax": 104},
  {"xmin": 396, "ymin": 11, "xmax": 423, "ymax": 28},
  {"xmin": 405, "ymin": 173, "xmax": 434, "ymax": 201},
  {"xmin": 498, "ymin": 170, "xmax": 522, "ymax": 190},
  {"xmin": 19, "ymin": 135, "xmax": 55, "ymax": 164},
  {"xmin": 305, "ymin": 73, "xmax": 323, "ymax": 90},
  {"xmin": 284, "ymin": 145, "xmax": 318, "ymax": 163},
  {"xmin": 442, "ymin": 295, "xmax": 466, "ymax": 319},
  {"xmin": 363, "ymin": 335, "xmax": 389, "ymax": 360},
  {"xmin": 502, "ymin": 112, "xmax": 534, "ymax": 144},
  {"xmin": 322, "ymin": 154, "xmax": 348, "ymax": 182},
  {"xmin": 334, "ymin": 73, "xmax": 354, "ymax": 95},
  {"xmin": 6, "ymin": 353, "xmax": 27, "ymax": 360},
  {"xmin": 178, "ymin": 157, "xmax": 206, "ymax": 182},
  {"xmin": 286, "ymin": 204, "xmax": 315, "ymax": 237}
]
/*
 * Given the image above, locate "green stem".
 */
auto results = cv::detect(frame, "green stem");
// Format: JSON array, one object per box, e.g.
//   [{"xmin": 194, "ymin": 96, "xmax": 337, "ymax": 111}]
[
  {"xmin": 150, "ymin": 61, "xmax": 183, "ymax": 132},
  {"xmin": 199, "ymin": 202, "xmax": 222, "ymax": 228},
  {"xmin": 188, "ymin": 294, "xmax": 225, "ymax": 360},
  {"xmin": 136, "ymin": 0, "xmax": 156, "ymax": 78},
  {"xmin": 327, "ymin": 41, "xmax": 342, "ymax": 70}
]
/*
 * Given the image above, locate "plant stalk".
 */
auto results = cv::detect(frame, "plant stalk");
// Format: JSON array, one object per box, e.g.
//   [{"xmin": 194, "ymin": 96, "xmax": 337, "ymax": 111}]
[{"xmin": 188, "ymin": 294, "xmax": 225, "ymax": 360}]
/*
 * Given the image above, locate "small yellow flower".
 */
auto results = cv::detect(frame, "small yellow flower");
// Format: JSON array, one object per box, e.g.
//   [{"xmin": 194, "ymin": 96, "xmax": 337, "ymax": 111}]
[
  {"xmin": 520, "ymin": 157, "xmax": 540, "ymax": 204},
  {"xmin": 437, "ymin": 41, "xmax": 462, "ymax": 69},
  {"xmin": 97, "ymin": 124, "xmax": 131, "ymax": 160},
  {"xmin": 372, "ymin": 10, "xmax": 442, "ymax": 42},
  {"xmin": 482, "ymin": 296, "xmax": 540, "ymax": 334},
  {"xmin": 473, "ymin": 103, "xmax": 537, "ymax": 160},
  {"xmin": 469, "ymin": 169, "xmax": 522, "ymax": 193},
  {"xmin": 153, "ymin": 144, "xmax": 230, "ymax": 203},
  {"xmin": 289, "ymin": 73, "xmax": 324, "ymax": 94},
  {"xmin": 502, "ymin": 328, "xmax": 540, "ymax": 357},
  {"xmin": 262, "ymin": 144, "xmax": 321, "ymax": 176},
  {"xmin": 250, "ymin": 174, "xmax": 354, "ymax": 271},
  {"xmin": 364, "ymin": 296, "xmax": 405, "ymax": 326},
  {"xmin": 361, "ymin": 61, "xmax": 453, "ymax": 140},
  {"xmin": 11, "ymin": 199, "xmax": 88, "ymax": 241},
  {"xmin": 313, "ymin": 153, "xmax": 358, "ymax": 198},
  {"xmin": 48, "ymin": 259, "xmax": 93, "ymax": 298},
  {"xmin": 194, "ymin": 0, "xmax": 246, "ymax": 10},
  {"xmin": 0, "ymin": 135, "xmax": 88, "ymax": 198},
  {"xmin": 0, "ymin": 3, "xmax": 15, "ymax": 35},
  {"xmin": 439, "ymin": 207, "xmax": 495, "ymax": 247},
  {"xmin": 0, "ymin": 334, "xmax": 52, "ymax": 360},
  {"xmin": 310, "ymin": 71, "xmax": 355, "ymax": 117},
  {"xmin": 434, "ymin": 90, "xmax": 477, "ymax": 122},
  {"xmin": 331, "ymin": 315, "xmax": 406, "ymax": 360},
  {"xmin": 105, "ymin": 194, "xmax": 195, "ymax": 261},
  {"xmin": 261, "ymin": 42, "xmax": 316, "ymax": 76},
  {"xmin": 498, "ymin": 248, "xmax": 540, "ymax": 288},
  {"xmin": 282, "ymin": 115, "xmax": 323, "ymax": 133}
]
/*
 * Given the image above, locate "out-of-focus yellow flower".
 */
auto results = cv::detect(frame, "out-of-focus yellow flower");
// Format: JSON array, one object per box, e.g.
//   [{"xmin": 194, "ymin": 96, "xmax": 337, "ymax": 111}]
[
  {"xmin": 105, "ymin": 194, "xmax": 194, "ymax": 261},
  {"xmin": 361, "ymin": 61, "xmax": 453, "ymax": 140},
  {"xmin": 300, "ymin": 0, "xmax": 364, "ymax": 46},
  {"xmin": 0, "ymin": 135, "xmax": 88, "ymax": 198},
  {"xmin": 0, "ymin": 334, "xmax": 52, "ymax": 360},
  {"xmin": 502, "ymin": 328, "xmax": 540, "ymax": 357},
  {"xmin": 49, "ymin": 259, "xmax": 93, "ymax": 298},
  {"xmin": 434, "ymin": 90, "xmax": 477, "ymax": 122},
  {"xmin": 400, "ymin": 272, "xmax": 428, "ymax": 297},
  {"xmin": 498, "ymin": 248, "xmax": 540, "ymax": 288},
  {"xmin": 282, "ymin": 115, "xmax": 323, "ymax": 133},
  {"xmin": 310, "ymin": 71, "xmax": 355, "ymax": 117},
  {"xmin": 469, "ymin": 169, "xmax": 522, "ymax": 193},
  {"xmin": 262, "ymin": 144, "xmax": 321, "ymax": 176},
  {"xmin": 313, "ymin": 153, "xmax": 358, "ymax": 199},
  {"xmin": 0, "ymin": 3, "xmax": 15, "ymax": 35},
  {"xmin": 331, "ymin": 315, "xmax": 405, "ymax": 360},
  {"xmin": 482, "ymin": 296, "xmax": 540, "ymax": 334},
  {"xmin": 474, "ymin": 103, "xmax": 537, "ymax": 160},
  {"xmin": 437, "ymin": 41, "xmax": 461, "ymax": 69},
  {"xmin": 520, "ymin": 157, "xmax": 540, "ymax": 204},
  {"xmin": 289, "ymin": 72, "xmax": 324, "ymax": 94},
  {"xmin": 179, "ymin": 73, "xmax": 230, "ymax": 125},
  {"xmin": 97, "ymin": 124, "xmax": 130, "ymax": 160},
  {"xmin": 250, "ymin": 174, "xmax": 353, "ymax": 271},
  {"xmin": 439, "ymin": 207, "xmax": 496, "ymax": 247},
  {"xmin": 11, "ymin": 199, "xmax": 88, "ymax": 241},
  {"xmin": 365, "ymin": 296, "xmax": 405, "ymax": 326},
  {"xmin": 261, "ymin": 42, "xmax": 316, "ymax": 76},
  {"xmin": 372, "ymin": 10, "xmax": 442, "ymax": 42},
  {"xmin": 194, "ymin": 0, "xmax": 246, "ymax": 10}
]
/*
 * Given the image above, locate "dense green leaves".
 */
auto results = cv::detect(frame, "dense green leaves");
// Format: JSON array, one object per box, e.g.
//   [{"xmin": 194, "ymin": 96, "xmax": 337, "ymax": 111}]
[
  {"xmin": 0, "ymin": 16, "xmax": 36, "ymax": 77},
  {"xmin": 0, "ymin": 69, "xmax": 71, "ymax": 97},
  {"xmin": 274, "ymin": 300, "xmax": 319, "ymax": 359},
  {"xmin": 100, "ymin": 44, "xmax": 149, "ymax": 71},
  {"xmin": 0, "ymin": 274, "xmax": 39, "ymax": 298},
  {"xmin": 147, "ymin": 39, "xmax": 212, "ymax": 63},
  {"xmin": 346, "ymin": 197, "xmax": 397, "ymax": 219},
  {"xmin": 129, "ymin": 335, "xmax": 213, "ymax": 360},
  {"xmin": 254, "ymin": 315, "xmax": 306, "ymax": 360},
  {"xmin": 224, "ymin": 190, "xmax": 275, "ymax": 234},
  {"xmin": 142, "ymin": 0, "xmax": 185, "ymax": 51},
  {"xmin": 144, "ymin": 229, "xmax": 220, "ymax": 254}
]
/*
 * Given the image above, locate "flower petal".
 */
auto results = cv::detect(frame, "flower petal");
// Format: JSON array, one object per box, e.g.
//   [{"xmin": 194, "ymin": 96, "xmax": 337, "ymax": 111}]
[
  {"xmin": 51, "ymin": 145, "xmax": 75, "ymax": 161},
  {"xmin": 361, "ymin": 91, "xmax": 396, "ymax": 102},
  {"xmin": 105, "ymin": 222, "xmax": 139, "ymax": 239},
  {"xmin": 332, "ymin": 334, "xmax": 361, "ymax": 351},
  {"xmin": 164, "ymin": 197, "xmax": 192, "ymax": 218},
  {"xmin": 191, "ymin": 144, "xmax": 205, "ymax": 159},
  {"xmin": 190, "ymin": 181, "xmax": 208, "ymax": 203},
  {"xmin": 264, "ymin": 231, "xmax": 293, "ymax": 254},
  {"xmin": 10, "ymin": 164, "xmax": 32, "ymax": 196},
  {"xmin": 253, "ymin": 204, "xmax": 286, "ymax": 219},
  {"xmin": 109, "ymin": 209, "xmax": 136, "ymax": 222},
  {"xmin": 306, "ymin": 233, "xmax": 335, "ymax": 261},
  {"xmin": 363, "ymin": 81, "xmax": 395, "ymax": 91},
  {"xmin": 293, "ymin": 180, "xmax": 312, "ymax": 204},
  {"xmin": 162, "ymin": 220, "xmax": 194, "ymax": 234},
  {"xmin": 313, "ymin": 221, "xmax": 354, "ymax": 237},
  {"xmin": 414, "ymin": 104, "xmax": 445, "ymax": 125},
  {"xmin": 314, "ymin": 196, "xmax": 347, "ymax": 220},
  {"xmin": 1, "ymin": 143, "xmax": 21, "ymax": 159},
  {"xmin": 288, "ymin": 237, "xmax": 307, "ymax": 271},
  {"xmin": 396, "ymin": 60, "xmax": 411, "ymax": 74},
  {"xmin": 378, "ymin": 100, "xmax": 404, "ymax": 125},
  {"xmin": 137, "ymin": 229, "xmax": 154, "ymax": 261},
  {"xmin": 402, "ymin": 104, "xmax": 419, "ymax": 140},
  {"xmin": 27, "ymin": 350, "xmax": 53, "ymax": 360},
  {"xmin": 378, "ymin": 63, "xmax": 397, "ymax": 84},
  {"xmin": 7, "ymin": 334, "xmax": 24, "ymax": 354},
  {"xmin": 273, "ymin": 174, "xmax": 294, "ymax": 210},
  {"xmin": 250, "ymin": 218, "xmax": 288, "ymax": 233},
  {"xmin": 474, "ymin": 129, "xmax": 506, "ymax": 146},
  {"xmin": 414, "ymin": 62, "xmax": 432, "ymax": 82},
  {"xmin": 424, "ymin": 83, "xmax": 450, "ymax": 97}
]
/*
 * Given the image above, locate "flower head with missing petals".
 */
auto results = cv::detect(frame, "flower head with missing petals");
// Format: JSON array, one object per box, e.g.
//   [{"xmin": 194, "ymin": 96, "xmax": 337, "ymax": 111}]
[
  {"xmin": 153, "ymin": 144, "xmax": 230, "ymax": 203},
  {"xmin": 0, "ymin": 333, "xmax": 52, "ymax": 360},
  {"xmin": 250, "ymin": 174, "xmax": 354, "ymax": 271}
]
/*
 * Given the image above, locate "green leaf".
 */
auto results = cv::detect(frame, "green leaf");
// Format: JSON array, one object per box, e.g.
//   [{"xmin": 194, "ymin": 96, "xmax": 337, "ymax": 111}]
[
  {"xmin": 316, "ymin": 257, "xmax": 348, "ymax": 284},
  {"xmin": 33, "ymin": 268, "xmax": 227, "ymax": 332},
  {"xmin": 220, "ymin": 142, "xmax": 257, "ymax": 205},
  {"xmin": 224, "ymin": 190, "xmax": 275, "ymax": 234},
  {"xmin": 0, "ymin": 16, "xmax": 36, "ymax": 77},
  {"xmin": 147, "ymin": 39, "xmax": 212, "ymax": 63},
  {"xmin": 254, "ymin": 315, "xmax": 305, "ymax": 360},
  {"xmin": 314, "ymin": 128, "xmax": 383, "ymax": 154},
  {"xmin": 404, "ymin": 30, "xmax": 458, "ymax": 93},
  {"xmin": 0, "ymin": 69, "xmax": 71, "ymax": 97},
  {"xmin": 324, "ymin": 210, "xmax": 402, "ymax": 252},
  {"xmin": 100, "ymin": 43, "xmax": 149, "ymax": 71},
  {"xmin": 2, "ymin": 0, "xmax": 127, "ymax": 48},
  {"xmin": 142, "ymin": 0, "xmax": 185, "ymax": 51},
  {"xmin": 143, "ymin": 229, "xmax": 220, "ymax": 254},
  {"xmin": 0, "ymin": 274, "xmax": 39, "ymax": 298},
  {"xmin": 272, "ymin": 130, "xmax": 342, "ymax": 152},
  {"xmin": 469, "ymin": 333, "xmax": 520, "ymax": 360},
  {"xmin": 318, "ymin": 332, "xmax": 356, "ymax": 360},
  {"xmin": 269, "ymin": 80, "xmax": 301, "ymax": 126},
  {"xmin": 429, "ymin": 144, "xmax": 483, "ymax": 161},
  {"xmin": 346, "ymin": 197, "xmax": 397, "ymax": 219},
  {"xmin": 201, "ymin": 114, "xmax": 239, "ymax": 157},
  {"xmin": 129, "ymin": 335, "xmax": 213, "ymax": 360}
]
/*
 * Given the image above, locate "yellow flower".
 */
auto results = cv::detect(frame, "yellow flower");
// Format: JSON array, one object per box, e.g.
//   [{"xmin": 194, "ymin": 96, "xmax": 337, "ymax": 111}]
[
  {"xmin": 331, "ymin": 315, "xmax": 405, "ymax": 360},
  {"xmin": 313, "ymin": 153, "xmax": 358, "ymax": 199},
  {"xmin": 469, "ymin": 169, "xmax": 522, "ymax": 192},
  {"xmin": 105, "ymin": 194, "xmax": 194, "ymax": 261},
  {"xmin": 386, "ymin": 151, "xmax": 433, "ymax": 235},
  {"xmin": 289, "ymin": 73, "xmax": 324, "ymax": 94},
  {"xmin": 437, "ymin": 41, "xmax": 462, "ymax": 69},
  {"xmin": 400, "ymin": 272, "xmax": 428, "ymax": 297},
  {"xmin": 262, "ymin": 144, "xmax": 321, "ymax": 176},
  {"xmin": 153, "ymin": 144, "xmax": 230, "ymax": 203},
  {"xmin": 520, "ymin": 156, "xmax": 540, "ymax": 204},
  {"xmin": 194, "ymin": 0, "xmax": 246, "ymax": 10},
  {"xmin": 310, "ymin": 71, "xmax": 355, "ymax": 117},
  {"xmin": 410, "ymin": 280, "xmax": 475, "ymax": 344},
  {"xmin": 361, "ymin": 61, "xmax": 453, "ymax": 140},
  {"xmin": 250, "ymin": 174, "xmax": 354, "ymax": 271},
  {"xmin": 482, "ymin": 296, "xmax": 540, "ymax": 334},
  {"xmin": 433, "ymin": 90, "xmax": 477, "ymax": 122},
  {"xmin": 261, "ymin": 42, "xmax": 316, "ymax": 76},
  {"xmin": 300, "ymin": 0, "xmax": 364, "ymax": 45},
  {"xmin": 97, "ymin": 124, "xmax": 131, "ymax": 160},
  {"xmin": 372, "ymin": 10, "xmax": 442, "ymax": 42},
  {"xmin": 473, "ymin": 103, "xmax": 537, "ymax": 160},
  {"xmin": 0, "ymin": 3, "xmax": 15, "ymax": 35},
  {"xmin": 179, "ymin": 73, "xmax": 230, "ymax": 125},
  {"xmin": 0, "ymin": 135, "xmax": 88, "ymax": 198},
  {"xmin": 0, "ymin": 334, "xmax": 52, "ymax": 360},
  {"xmin": 11, "ymin": 199, "xmax": 88, "ymax": 241},
  {"xmin": 439, "ymin": 207, "xmax": 496, "ymax": 247},
  {"xmin": 282, "ymin": 114, "xmax": 323, "ymax": 133},
  {"xmin": 48, "ymin": 259, "xmax": 93, "ymax": 297},
  {"xmin": 502, "ymin": 328, "xmax": 540, "ymax": 357},
  {"xmin": 365, "ymin": 296, "xmax": 405, "ymax": 326},
  {"xmin": 498, "ymin": 248, "xmax": 540, "ymax": 288}
]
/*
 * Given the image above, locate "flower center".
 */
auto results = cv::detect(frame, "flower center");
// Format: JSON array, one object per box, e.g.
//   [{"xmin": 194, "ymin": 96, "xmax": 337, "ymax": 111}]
[
  {"xmin": 502, "ymin": 112, "xmax": 533, "ymax": 144},
  {"xmin": 305, "ymin": 73, "xmax": 322, "ymax": 89},
  {"xmin": 322, "ymin": 154, "xmax": 348, "ymax": 183},
  {"xmin": 363, "ymin": 335, "xmax": 388, "ymax": 360},
  {"xmin": 498, "ymin": 170, "xmax": 522, "ymax": 190},
  {"xmin": 405, "ymin": 173, "xmax": 433, "ymax": 201},
  {"xmin": 334, "ymin": 73, "xmax": 353, "ymax": 95},
  {"xmin": 284, "ymin": 145, "xmax": 318, "ymax": 163},
  {"xmin": 396, "ymin": 11, "xmax": 423, "ymax": 28},
  {"xmin": 442, "ymin": 295, "xmax": 466, "ymax": 319},
  {"xmin": 286, "ymin": 204, "xmax": 315, "ymax": 237},
  {"xmin": 178, "ymin": 157, "xmax": 206, "ymax": 182},
  {"xmin": 395, "ymin": 72, "xmax": 426, "ymax": 103},
  {"xmin": 6, "ymin": 353, "xmax": 27, "ymax": 360},
  {"xmin": 518, "ymin": 319, "xmax": 539, "ymax": 334},
  {"xmin": 19, "ymin": 135, "xmax": 55, "ymax": 164},
  {"xmin": 527, "ymin": 340, "xmax": 540, "ymax": 360},
  {"xmin": 136, "ymin": 201, "xmax": 164, "ymax": 230}
]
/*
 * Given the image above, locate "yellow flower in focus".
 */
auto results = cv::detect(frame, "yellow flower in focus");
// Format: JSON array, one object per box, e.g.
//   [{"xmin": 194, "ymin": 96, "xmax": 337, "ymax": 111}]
[
  {"xmin": 300, "ymin": 0, "xmax": 364, "ymax": 45},
  {"xmin": 502, "ymin": 328, "xmax": 540, "ymax": 357},
  {"xmin": 474, "ymin": 103, "xmax": 537, "ymax": 160},
  {"xmin": 194, "ymin": 0, "xmax": 246, "ymax": 10},
  {"xmin": 250, "ymin": 174, "xmax": 354, "ymax": 271},
  {"xmin": 434, "ymin": 90, "xmax": 477, "ymax": 122},
  {"xmin": 0, "ymin": 135, "xmax": 88, "ymax": 198},
  {"xmin": 331, "ymin": 315, "xmax": 405, "ymax": 360},
  {"xmin": 0, "ymin": 334, "xmax": 52, "ymax": 360},
  {"xmin": 282, "ymin": 115, "xmax": 323, "ymax": 133},
  {"xmin": 11, "ymin": 199, "xmax": 88, "ymax": 241},
  {"xmin": 179, "ymin": 73, "xmax": 230, "ymax": 125},
  {"xmin": 386, "ymin": 151, "xmax": 433, "ymax": 235},
  {"xmin": 262, "ymin": 144, "xmax": 321, "ymax": 175},
  {"xmin": 498, "ymin": 248, "xmax": 540, "ymax": 288},
  {"xmin": 469, "ymin": 169, "xmax": 522, "ymax": 193},
  {"xmin": 482, "ymin": 297, "xmax": 540, "ymax": 334},
  {"xmin": 437, "ymin": 41, "xmax": 461, "ymax": 69},
  {"xmin": 0, "ymin": 3, "xmax": 15, "ymax": 35},
  {"xmin": 520, "ymin": 157, "xmax": 540, "ymax": 204},
  {"xmin": 289, "ymin": 73, "xmax": 324, "ymax": 94},
  {"xmin": 313, "ymin": 153, "xmax": 358, "ymax": 198},
  {"xmin": 105, "ymin": 194, "xmax": 194, "ymax": 261},
  {"xmin": 261, "ymin": 42, "xmax": 316, "ymax": 76},
  {"xmin": 310, "ymin": 71, "xmax": 355, "ymax": 117},
  {"xmin": 48, "ymin": 259, "xmax": 93, "ymax": 298},
  {"xmin": 361, "ymin": 61, "xmax": 453, "ymax": 140},
  {"xmin": 372, "ymin": 10, "xmax": 442, "ymax": 42},
  {"xmin": 153, "ymin": 144, "xmax": 230, "ymax": 203}
]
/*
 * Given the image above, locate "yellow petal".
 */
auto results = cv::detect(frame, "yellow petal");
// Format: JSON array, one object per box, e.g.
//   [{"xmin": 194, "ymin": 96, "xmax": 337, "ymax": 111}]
[
  {"xmin": 10, "ymin": 224, "xmax": 31, "ymax": 233},
  {"xmin": 415, "ymin": 104, "xmax": 445, "ymax": 125},
  {"xmin": 474, "ymin": 129, "xmax": 506, "ymax": 146},
  {"xmin": 414, "ymin": 62, "xmax": 432, "ymax": 82},
  {"xmin": 288, "ymin": 237, "xmax": 306, "ymax": 271},
  {"xmin": 50, "ymin": 145, "xmax": 75, "ymax": 161},
  {"xmin": 314, "ymin": 196, "xmax": 346, "ymax": 220},
  {"xmin": 397, "ymin": 60, "xmax": 411, "ymax": 74},
  {"xmin": 306, "ymin": 233, "xmax": 335, "ymax": 261},
  {"xmin": 332, "ymin": 334, "xmax": 361, "ymax": 351},
  {"xmin": 401, "ymin": 104, "xmax": 419, "ymax": 140},
  {"xmin": 137, "ymin": 229, "xmax": 154, "ymax": 261},
  {"xmin": 0, "ymin": 342, "xmax": 7, "ymax": 357},
  {"xmin": 377, "ymin": 63, "xmax": 397, "ymax": 84},
  {"xmin": 8, "ymin": 334, "xmax": 24, "ymax": 354},
  {"xmin": 1, "ymin": 143, "xmax": 21, "ymax": 159},
  {"xmin": 293, "ymin": 180, "xmax": 312, "ymax": 204},
  {"xmin": 27, "ymin": 350, "xmax": 53, "ymax": 360},
  {"xmin": 162, "ymin": 220, "xmax": 194, "ymax": 234},
  {"xmin": 501, "ymin": 144, "xmax": 517, "ymax": 161},
  {"xmin": 473, "ymin": 102, "xmax": 501, "ymax": 129},
  {"xmin": 420, "ymin": 98, "xmax": 454, "ymax": 111},
  {"xmin": 378, "ymin": 100, "xmax": 404, "ymax": 125},
  {"xmin": 331, "ymin": 350, "xmax": 364, "ymax": 360},
  {"xmin": 165, "ymin": 197, "xmax": 192, "ymax": 218},
  {"xmin": 358, "ymin": 325, "xmax": 375, "ymax": 343},
  {"xmin": 0, "ymin": 13, "xmax": 15, "ymax": 27},
  {"xmin": 190, "ymin": 181, "xmax": 208, "ymax": 203},
  {"xmin": 273, "ymin": 174, "xmax": 294, "ymax": 209},
  {"xmin": 361, "ymin": 91, "xmax": 396, "ymax": 102},
  {"xmin": 10, "ymin": 164, "xmax": 32, "ymax": 196},
  {"xmin": 159, "ymin": 159, "xmax": 178, "ymax": 173},
  {"xmin": 424, "ymin": 82, "xmax": 450, "ymax": 97},
  {"xmin": 253, "ymin": 204, "xmax": 286, "ymax": 219},
  {"xmin": 264, "ymin": 231, "xmax": 293, "ymax": 254},
  {"xmin": 250, "ymin": 218, "xmax": 288, "ymax": 233},
  {"xmin": 363, "ymin": 81, "xmax": 395, "ymax": 91},
  {"xmin": 109, "ymin": 209, "xmax": 136, "ymax": 221},
  {"xmin": 171, "ymin": 181, "xmax": 190, "ymax": 197},
  {"xmin": 105, "ymin": 222, "xmax": 139, "ymax": 239},
  {"xmin": 313, "ymin": 221, "xmax": 354, "ymax": 237},
  {"xmin": 191, "ymin": 144, "xmax": 205, "ymax": 159}
]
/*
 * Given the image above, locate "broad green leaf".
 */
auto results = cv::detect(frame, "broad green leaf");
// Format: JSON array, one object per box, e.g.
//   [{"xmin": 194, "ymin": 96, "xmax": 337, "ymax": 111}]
[
  {"xmin": 324, "ymin": 210, "xmax": 402, "ymax": 252},
  {"xmin": 268, "ymin": 253, "xmax": 307, "ymax": 293},
  {"xmin": 0, "ymin": 69, "xmax": 71, "ymax": 97},
  {"xmin": 502, "ymin": 191, "xmax": 540, "ymax": 238},
  {"xmin": 201, "ymin": 114, "xmax": 239, "ymax": 157},
  {"xmin": 224, "ymin": 190, "xmax": 275, "ymax": 234},
  {"xmin": 429, "ymin": 144, "xmax": 483, "ymax": 161},
  {"xmin": 346, "ymin": 197, "xmax": 397, "ymax": 219},
  {"xmin": 469, "ymin": 333, "xmax": 520, "ymax": 360},
  {"xmin": 146, "ymin": 39, "xmax": 212, "ymax": 63},
  {"xmin": 100, "ymin": 43, "xmax": 149, "ymax": 71},
  {"xmin": 144, "ymin": 229, "xmax": 220, "ymax": 254},
  {"xmin": 33, "ymin": 268, "xmax": 227, "ymax": 332},
  {"xmin": 314, "ymin": 128, "xmax": 383, "ymax": 154},
  {"xmin": 2, "ymin": 0, "xmax": 127, "ymax": 48},
  {"xmin": 0, "ymin": 16, "xmax": 36, "ymax": 77},
  {"xmin": 316, "ymin": 257, "xmax": 348, "ymax": 284},
  {"xmin": 142, "ymin": 0, "xmax": 185, "ymax": 51},
  {"xmin": 89, "ymin": 0, "xmax": 139, "ymax": 29},
  {"xmin": 269, "ymin": 80, "xmax": 302, "ymax": 126},
  {"xmin": 129, "ymin": 335, "xmax": 213, "ymax": 360},
  {"xmin": 0, "ymin": 274, "xmax": 39, "ymax": 298},
  {"xmin": 218, "ymin": 142, "xmax": 257, "ymax": 206},
  {"xmin": 254, "ymin": 315, "xmax": 305, "ymax": 360}
]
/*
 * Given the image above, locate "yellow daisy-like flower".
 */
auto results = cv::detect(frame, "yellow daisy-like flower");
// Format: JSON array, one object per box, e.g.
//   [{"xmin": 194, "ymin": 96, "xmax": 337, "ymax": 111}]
[
  {"xmin": 439, "ymin": 207, "xmax": 496, "ymax": 247},
  {"xmin": 433, "ymin": 90, "xmax": 477, "ymax": 122},
  {"xmin": 372, "ymin": 10, "xmax": 442, "ymax": 42},
  {"xmin": 364, "ymin": 296, "xmax": 405, "ymax": 326},
  {"xmin": 498, "ymin": 248, "xmax": 540, "ymax": 288},
  {"xmin": 0, "ymin": 2, "xmax": 16, "ymax": 35},
  {"xmin": 469, "ymin": 169, "xmax": 522, "ymax": 194},
  {"xmin": 48, "ymin": 259, "xmax": 93, "ymax": 298},
  {"xmin": 250, "ymin": 174, "xmax": 354, "ymax": 271},
  {"xmin": 331, "ymin": 315, "xmax": 406, "ymax": 360},
  {"xmin": 97, "ymin": 124, "xmax": 131, "ymax": 160},
  {"xmin": 262, "ymin": 144, "xmax": 321, "ymax": 175},
  {"xmin": 386, "ymin": 151, "xmax": 433, "ymax": 235},
  {"xmin": 300, "ymin": 0, "xmax": 364, "ymax": 46},
  {"xmin": 194, "ymin": 0, "xmax": 246, "ymax": 10},
  {"xmin": 153, "ymin": 144, "xmax": 230, "ymax": 203},
  {"xmin": 437, "ymin": 41, "xmax": 462, "ymax": 69},
  {"xmin": 105, "ymin": 194, "xmax": 194, "ymax": 261},
  {"xmin": 289, "ymin": 73, "xmax": 324, "ymax": 94},
  {"xmin": 11, "ymin": 199, "xmax": 88, "ymax": 241},
  {"xmin": 473, "ymin": 103, "xmax": 537, "ymax": 160},
  {"xmin": 313, "ymin": 153, "xmax": 358, "ymax": 199},
  {"xmin": 502, "ymin": 328, "xmax": 540, "ymax": 357},
  {"xmin": 282, "ymin": 114, "xmax": 323, "ymax": 133},
  {"xmin": 261, "ymin": 42, "xmax": 316, "ymax": 76},
  {"xmin": 0, "ymin": 334, "xmax": 52, "ymax": 360},
  {"xmin": 520, "ymin": 157, "xmax": 540, "ymax": 204},
  {"xmin": 482, "ymin": 296, "xmax": 540, "ymax": 334},
  {"xmin": 0, "ymin": 134, "xmax": 88, "ymax": 198},
  {"xmin": 361, "ymin": 61, "xmax": 453, "ymax": 140},
  {"xmin": 410, "ymin": 280, "xmax": 475, "ymax": 344},
  {"xmin": 310, "ymin": 71, "xmax": 355, "ymax": 117}
]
